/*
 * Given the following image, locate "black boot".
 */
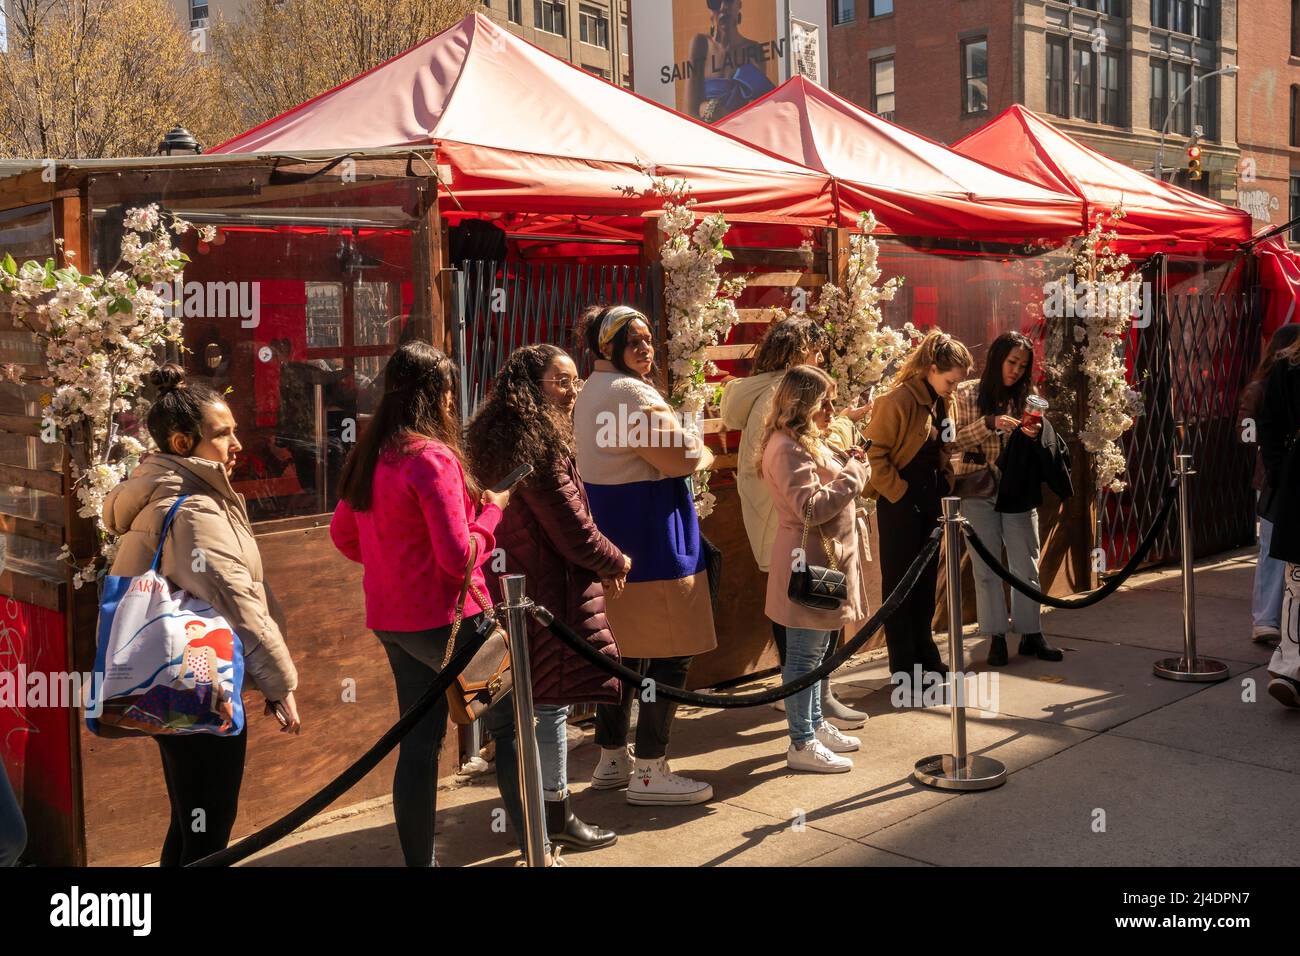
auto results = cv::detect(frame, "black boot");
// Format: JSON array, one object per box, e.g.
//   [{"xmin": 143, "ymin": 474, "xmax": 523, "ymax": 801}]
[
  {"xmin": 986, "ymin": 635, "xmax": 1008, "ymax": 667},
  {"xmin": 1018, "ymin": 632, "xmax": 1064, "ymax": 662},
  {"xmin": 545, "ymin": 796, "xmax": 617, "ymax": 851}
]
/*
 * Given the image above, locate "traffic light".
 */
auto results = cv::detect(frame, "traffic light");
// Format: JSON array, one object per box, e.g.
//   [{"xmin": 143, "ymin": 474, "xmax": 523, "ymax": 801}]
[{"xmin": 1187, "ymin": 145, "xmax": 1203, "ymax": 181}]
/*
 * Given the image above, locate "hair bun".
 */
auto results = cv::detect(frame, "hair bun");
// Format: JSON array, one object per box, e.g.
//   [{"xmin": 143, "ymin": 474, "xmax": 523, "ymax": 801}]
[{"xmin": 149, "ymin": 363, "xmax": 187, "ymax": 396}]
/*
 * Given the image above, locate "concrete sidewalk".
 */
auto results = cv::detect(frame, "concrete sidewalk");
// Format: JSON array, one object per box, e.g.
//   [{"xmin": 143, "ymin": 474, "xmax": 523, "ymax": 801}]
[{"xmin": 242, "ymin": 548, "xmax": 1297, "ymax": 867}]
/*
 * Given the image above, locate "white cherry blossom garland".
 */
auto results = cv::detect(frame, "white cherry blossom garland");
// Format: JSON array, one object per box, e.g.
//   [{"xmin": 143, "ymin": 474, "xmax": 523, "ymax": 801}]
[
  {"xmin": 811, "ymin": 212, "xmax": 916, "ymax": 407},
  {"xmin": 0, "ymin": 205, "xmax": 211, "ymax": 586},
  {"xmin": 1068, "ymin": 207, "xmax": 1144, "ymax": 493},
  {"xmin": 648, "ymin": 174, "xmax": 746, "ymax": 520}
]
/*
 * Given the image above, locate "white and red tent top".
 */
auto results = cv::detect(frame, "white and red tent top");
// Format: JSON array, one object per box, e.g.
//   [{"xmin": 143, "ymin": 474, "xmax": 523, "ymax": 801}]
[
  {"xmin": 717, "ymin": 77, "xmax": 1085, "ymax": 242},
  {"xmin": 952, "ymin": 104, "xmax": 1251, "ymax": 249},
  {"xmin": 213, "ymin": 13, "xmax": 836, "ymax": 226}
]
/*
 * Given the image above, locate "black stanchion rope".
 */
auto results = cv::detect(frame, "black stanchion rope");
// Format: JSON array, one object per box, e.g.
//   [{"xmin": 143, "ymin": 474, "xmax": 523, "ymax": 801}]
[
  {"xmin": 185, "ymin": 621, "xmax": 490, "ymax": 868},
  {"xmin": 532, "ymin": 527, "xmax": 944, "ymax": 708},
  {"xmin": 959, "ymin": 479, "xmax": 1179, "ymax": 610}
]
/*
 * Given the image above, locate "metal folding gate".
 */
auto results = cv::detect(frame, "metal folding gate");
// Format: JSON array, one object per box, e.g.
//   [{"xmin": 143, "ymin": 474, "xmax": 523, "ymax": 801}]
[
  {"xmin": 451, "ymin": 260, "xmax": 659, "ymax": 414},
  {"xmin": 1099, "ymin": 285, "xmax": 1263, "ymax": 568}
]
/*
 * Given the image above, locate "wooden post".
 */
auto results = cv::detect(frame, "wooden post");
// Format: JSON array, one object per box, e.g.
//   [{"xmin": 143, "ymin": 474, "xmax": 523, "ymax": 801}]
[
  {"xmin": 828, "ymin": 226, "xmax": 851, "ymax": 286},
  {"xmin": 53, "ymin": 183, "xmax": 93, "ymax": 865},
  {"xmin": 642, "ymin": 217, "xmax": 667, "ymax": 368},
  {"xmin": 411, "ymin": 183, "xmax": 449, "ymax": 351}
]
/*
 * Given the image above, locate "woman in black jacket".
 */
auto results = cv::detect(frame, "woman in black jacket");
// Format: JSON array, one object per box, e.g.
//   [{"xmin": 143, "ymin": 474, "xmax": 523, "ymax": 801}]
[
  {"xmin": 1257, "ymin": 334, "xmax": 1300, "ymax": 708},
  {"xmin": 466, "ymin": 344, "xmax": 628, "ymax": 850}
]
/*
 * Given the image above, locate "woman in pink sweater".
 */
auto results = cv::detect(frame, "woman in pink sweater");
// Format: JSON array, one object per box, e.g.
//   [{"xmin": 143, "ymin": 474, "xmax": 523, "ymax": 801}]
[{"xmin": 330, "ymin": 341, "xmax": 517, "ymax": 867}]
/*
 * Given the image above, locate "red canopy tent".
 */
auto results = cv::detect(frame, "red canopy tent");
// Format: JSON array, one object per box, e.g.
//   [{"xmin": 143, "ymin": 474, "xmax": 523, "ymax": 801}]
[
  {"xmin": 951, "ymin": 104, "xmax": 1251, "ymax": 251},
  {"xmin": 717, "ymin": 77, "xmax": 1085, "ymax": 243},
  {"xmin": 212, "ymin": 13, "xmax": 836, "ymax": 231}
]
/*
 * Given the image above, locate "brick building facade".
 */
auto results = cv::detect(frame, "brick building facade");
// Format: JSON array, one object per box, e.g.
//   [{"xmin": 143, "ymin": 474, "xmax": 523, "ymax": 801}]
[
  {"xmin": 1235, "ymin": 1, "xmax": 1300, "ymax": 239},
  {"xmin": 828, "ymin": 1, "xmax": 1242, "ymax": 209}
]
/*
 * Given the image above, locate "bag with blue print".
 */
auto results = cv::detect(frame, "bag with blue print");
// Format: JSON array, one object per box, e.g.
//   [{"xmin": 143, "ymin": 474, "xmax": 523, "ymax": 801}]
[{"xmin": 85, "ymin": 495, "xmax": 246, "ymax": 738}]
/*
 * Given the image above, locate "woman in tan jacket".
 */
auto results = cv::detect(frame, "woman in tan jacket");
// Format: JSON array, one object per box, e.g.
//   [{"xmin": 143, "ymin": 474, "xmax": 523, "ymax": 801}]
[
  {"xmin": 103, "ymin": 364, "xmax": 300, "ymax": 866},
  {"xmin": 760, "ymin": 366, "xmax": 871, "ymax": 773},
  {"xmin": 865, "ymin": 330, "xmax": 971, "ymax": 689}
]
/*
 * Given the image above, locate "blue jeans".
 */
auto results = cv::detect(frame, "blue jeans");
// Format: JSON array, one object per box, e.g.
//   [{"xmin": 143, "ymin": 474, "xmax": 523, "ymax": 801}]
[
  {"xmin": 0, "ymin": 767, "xmax": 25, "ymax": 867},
  {"xmin": 1253, "ymin": 516, "xmax": 1285, "ymax": 632},
  {"xmin": 962, "ymin": 496, "xmax": 1042, "ymax": 636},
  {"xmin": 783, "ymin": 627, "xmax": 835, "ymax": 744},
  {"xmin": 535, "ymin": 704, "xmax": 569, "ymax": 800}
]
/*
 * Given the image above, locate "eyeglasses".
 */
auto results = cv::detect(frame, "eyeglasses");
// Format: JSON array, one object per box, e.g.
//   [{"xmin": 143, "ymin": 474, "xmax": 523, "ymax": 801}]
[{"xmin": 540, "ymin": 377, "xmax": 584, "ymax": 391}]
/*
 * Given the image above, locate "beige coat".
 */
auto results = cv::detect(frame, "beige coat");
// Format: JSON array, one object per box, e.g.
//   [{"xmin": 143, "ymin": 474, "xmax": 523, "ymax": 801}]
[
  {"xmin": 720, "ymin": 370, "xmax": 783, "ymax": 570},
  {"xmin": 103, "ymin": 454, "xmax": 298, "ymax": 701},
  {"xmin": 762, "ymin": 432, "xmax": 870, "ymax": 631}
]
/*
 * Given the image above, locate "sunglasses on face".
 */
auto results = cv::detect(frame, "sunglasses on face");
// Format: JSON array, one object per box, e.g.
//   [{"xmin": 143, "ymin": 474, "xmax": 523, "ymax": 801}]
[{"xmin": 540, "ymin": 377, "xmax": 583, "ymax": 391}]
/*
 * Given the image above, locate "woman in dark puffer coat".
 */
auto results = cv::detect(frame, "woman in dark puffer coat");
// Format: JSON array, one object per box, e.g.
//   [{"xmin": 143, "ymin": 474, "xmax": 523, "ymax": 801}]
[{"xmin": 467, "ymin": 344, "xmax": 629, "ymax": 851}]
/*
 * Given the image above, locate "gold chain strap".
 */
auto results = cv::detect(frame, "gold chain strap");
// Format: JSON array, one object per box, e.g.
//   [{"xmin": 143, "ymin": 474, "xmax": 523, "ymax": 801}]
[
  {"xmin": 799, "ymin": 494, "xmax": 839, "ymax": 574},
  {"xmin": 441, "ymin": 537, "xmax": 497, "ymax": 669}
]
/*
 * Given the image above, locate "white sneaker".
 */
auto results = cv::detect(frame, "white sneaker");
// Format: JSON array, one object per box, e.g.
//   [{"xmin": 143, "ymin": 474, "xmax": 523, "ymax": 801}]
[
  {"xmin": 814, "ymin": 721, "xmax": 860, "ymax": 753},
  {"xmin": 1253, "ymin": 626, "xmax": 1281, "ymax": 644},
  {"xmin": 786, "ymin": 739, "xmax": 852, "ymax": 774},
  {"xmin": 626, "ymin": 757, "xmax": 714, "ymax": 806},
  {"xmin": 590, "ymin": 745, "xmax": 633, "ymax": 790}
]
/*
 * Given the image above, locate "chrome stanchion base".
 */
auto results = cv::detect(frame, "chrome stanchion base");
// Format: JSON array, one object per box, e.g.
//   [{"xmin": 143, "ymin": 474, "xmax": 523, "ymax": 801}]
[
  {"xmin": 1153, "ymin": 656, "xmax": 1230, "ymax": 682},
  {"xmin": 912, "ymin": 753, "xmax": 1007, "ymax": 791}
]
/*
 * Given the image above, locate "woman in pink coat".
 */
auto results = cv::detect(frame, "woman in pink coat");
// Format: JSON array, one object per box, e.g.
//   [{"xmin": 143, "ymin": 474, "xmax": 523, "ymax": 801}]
[
  {"xmin": 330, "ymin": 341, "xmax": 521, "ymax": 867},
  {"xmin": 759, "ymin": 365, "xmax": 871, "ymax": 774}
]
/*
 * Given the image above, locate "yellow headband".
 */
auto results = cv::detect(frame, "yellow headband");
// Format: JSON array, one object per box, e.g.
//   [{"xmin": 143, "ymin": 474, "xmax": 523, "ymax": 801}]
[{"xmin": 597, "ymin": 306, "xmax": 644, "ymax": 351}]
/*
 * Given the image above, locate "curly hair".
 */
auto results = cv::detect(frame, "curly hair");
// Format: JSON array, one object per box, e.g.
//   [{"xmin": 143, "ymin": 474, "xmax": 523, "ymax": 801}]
[
  {"xmin": 752, "ymin": 316, "xmax": 829, "ymax": 375},
  {"xmin": 466, "ymin": 344, "xmax": 576, "ymax": 489}
]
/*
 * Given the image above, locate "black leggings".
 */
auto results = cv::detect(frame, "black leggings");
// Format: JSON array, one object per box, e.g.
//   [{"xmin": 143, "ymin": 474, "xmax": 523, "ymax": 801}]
[
  {"xmin": 876, "ymin": 494, "xmax": 945, "ymax": 679},
  {"xmin": 594, "ymin": 656, "xmax": 693, "ymax": 760},
  {"xmin": 155, "ymin": 730, "xmax": 248, "ymax": 867}
]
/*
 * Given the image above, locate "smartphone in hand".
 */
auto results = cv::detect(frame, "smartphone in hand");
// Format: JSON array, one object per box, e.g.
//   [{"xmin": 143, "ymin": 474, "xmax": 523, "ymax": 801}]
[{"xmin": 491, "ymin": 462, "xmax": 534, "ymax": 493}]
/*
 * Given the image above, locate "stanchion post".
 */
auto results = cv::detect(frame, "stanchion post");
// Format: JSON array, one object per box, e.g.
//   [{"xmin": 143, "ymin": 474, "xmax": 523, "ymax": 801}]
[
  {"xmin": 913, "ymin": 498, "xmax": 1006, "ymax": 791},
  {"xmin": 502, "ymin": 574, "xmax": 550, "ymax": 866},
  {"xmin": 1154, "ymin": 454, "xmax": 1229, "ymax": 682}
]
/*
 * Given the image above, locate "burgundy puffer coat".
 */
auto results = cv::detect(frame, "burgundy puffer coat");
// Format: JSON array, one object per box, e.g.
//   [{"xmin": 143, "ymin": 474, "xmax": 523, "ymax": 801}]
[{"xmin": 485, "ymin": 450, "xmax": 625, "ymax": 706}]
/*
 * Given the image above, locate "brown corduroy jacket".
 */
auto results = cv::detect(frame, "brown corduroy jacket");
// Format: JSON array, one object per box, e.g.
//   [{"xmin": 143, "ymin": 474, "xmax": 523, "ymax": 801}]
[{"xmin": 864, "ymin": 376, "xmax": 956, "ymax": 503}]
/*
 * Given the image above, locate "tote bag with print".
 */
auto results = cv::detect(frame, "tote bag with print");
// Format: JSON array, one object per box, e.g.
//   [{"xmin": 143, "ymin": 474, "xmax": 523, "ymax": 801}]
[{"xmin": 85, "ymin": 495, "xmax": 246, "ymax": 737}]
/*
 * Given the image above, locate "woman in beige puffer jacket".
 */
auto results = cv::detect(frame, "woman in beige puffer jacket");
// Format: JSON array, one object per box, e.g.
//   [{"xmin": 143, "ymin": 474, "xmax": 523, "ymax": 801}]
[{"xmin": 102, "ymin": 364, "xmax": 300, "ymax": 866}]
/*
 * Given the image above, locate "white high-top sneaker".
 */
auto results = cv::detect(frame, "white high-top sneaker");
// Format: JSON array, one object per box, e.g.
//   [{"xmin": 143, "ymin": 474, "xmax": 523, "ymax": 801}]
[
  {"xmin": 626, "ymin": 757, "xmax": 714, "ymax": 806},
  {"xmin": 786, "ymin": 739, "xmax": 852, "ymax": 773},
  {"xmin": 590, "ymin": 745, "xmax": 633, "ymax": 790}
]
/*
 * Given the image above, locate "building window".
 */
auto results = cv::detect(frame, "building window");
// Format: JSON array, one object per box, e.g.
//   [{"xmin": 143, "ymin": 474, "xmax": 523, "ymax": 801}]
[
  {"xmin": 1072, "ymin": 43, "xmax": 1094, "ymax": 121},
  {"xmin": 534, "ymin": 0, "xmax": 566, "ymax": 36},
  {"xmin": 1293, "ymin": 0, "xmax": 1300, "ymax": 57},
  {"xmin": 1152, "ymin": 0, "xmax": 1215, "ymax": 40},
  {"xmin": 1149, "ymin": 61, "xmax": 1167, "ymax": 130},
  {"xmin": 1292, "ymin": 86, "xmax": 1300, "ymax": 147},
  {"xmin": 1151, "ymin": 60, "xmax": 1217, "ymax": 138},
  {"xmin": 1047, "ymin": 37, "xmax": 1068, "ymax": 117},
  {"xmin": 962, "ymin": 38, "xmax": 988, "ymax": 114},
  {"xmin": 1099, "ymin": 50, "xmax": 1123, "ymax": 125},
  {"xmin": 871, "ymin": 0, "xmax": 894, "ymax": 15},
  {"xmin": 579, "ymin": 5, "xmax": 609, "ymax": 48},
  {"xmin": 508, "ymin": 0, "xmax": 523, "ymax": 24},
  {"xmin": 833, "ymin": 0, "xmax": 856, "ymax": 24},
  {"xmin": 621, "ymin": 16, "xmax": 629, "ymax": 55},
  {"xmin": 583, "ymin": 65, "xmax": 610, "ymax": 80},
  {"xmin": 190, "ymin": 0, "xmax": 208, "ymax": 27},
  {"xmin": 1291, "ymin": 177, "xmax": 1300, "ymax": 242},
  {"xmin": 872, "ymin": 57, "xmax": 895, "ymax": 120}
]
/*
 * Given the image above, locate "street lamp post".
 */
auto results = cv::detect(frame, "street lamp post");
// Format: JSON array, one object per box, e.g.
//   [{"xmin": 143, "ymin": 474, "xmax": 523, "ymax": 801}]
[{"xmin": 1152, "ymin": 64, "xmax": 1238, "ymax": 183}]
